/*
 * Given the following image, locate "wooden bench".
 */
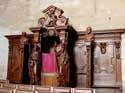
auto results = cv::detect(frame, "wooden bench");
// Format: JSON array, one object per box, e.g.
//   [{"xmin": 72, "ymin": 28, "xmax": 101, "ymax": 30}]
[
  {"xmin": 15, "ymin": 89, "xmax": 35, "ymax": 93},
  {"xmin": 0, "ymin": 80, "xmax": 9, "ymax": 83},
  {"xmin": 34, "ymin": 85, "xmax": 52, "ymax": 93},
  {"xmin": 2, "ymin": 83, "xmax": 17, "ymax": 89},
  {"xmin": 0, "ymin": 88, "xmax": 13, "ymax": 93},
  {"xmin": 53, "ymin": 87, "xmax": 71, "ymax": 93},
  {"xmin": 17, "ymin": 84, "xmax": 34, "ymax": 91},
  {"xmin": 72, "ymin": 88, "xmax": 95, "ymax": 93}
]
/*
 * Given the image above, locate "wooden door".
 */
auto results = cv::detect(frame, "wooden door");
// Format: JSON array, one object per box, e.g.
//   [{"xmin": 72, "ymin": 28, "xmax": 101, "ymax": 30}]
[
  {"xmin": 74, "ymin": 40, "xmax": 87, "ymax": 87},
  {"xmin": 7, "ymin": 37, "xmax": 23, "ymax": 83}
]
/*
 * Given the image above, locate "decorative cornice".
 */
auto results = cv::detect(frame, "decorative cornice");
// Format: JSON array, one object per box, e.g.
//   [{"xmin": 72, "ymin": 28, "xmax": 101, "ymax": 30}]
[{"xmin": 29, "ymin": 27, "xmax": 125, "ymax": 33}]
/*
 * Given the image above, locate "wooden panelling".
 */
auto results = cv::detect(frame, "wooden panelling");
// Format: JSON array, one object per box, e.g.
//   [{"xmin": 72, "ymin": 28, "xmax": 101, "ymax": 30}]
[
  {"xmin": 93, "ymin": 33, "xmax": 122, "ymax": 87},
  {"xmin": 6, "ymin": 28, "xmax": 124, "ymax": 91}
]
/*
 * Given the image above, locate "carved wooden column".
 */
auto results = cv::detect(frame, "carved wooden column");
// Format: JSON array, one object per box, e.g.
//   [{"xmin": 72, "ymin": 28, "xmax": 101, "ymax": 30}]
[
  {"xmin": 86, "ymin": 43, "xmax": 92, "ymax": 88},
  {"xmin": 84, "ymin": 27, "xmax": 94, "ymax": 88},
  {"xmin": 114, "ymin": 40, "xmax": 121, "ymax": 86},
  {"xmin": 74, "ymin": 27, "xmax": 94, "ymax": 87},
  {"xmin": 7, "ymin": 38, "xmax": 15, "ymax": 82}
]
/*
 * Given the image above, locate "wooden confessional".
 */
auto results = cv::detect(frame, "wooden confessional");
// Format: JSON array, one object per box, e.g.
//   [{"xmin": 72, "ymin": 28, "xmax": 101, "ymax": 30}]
[{"xmin": 5, "ymin": 5, "xmax": 124, "ymax": 92}]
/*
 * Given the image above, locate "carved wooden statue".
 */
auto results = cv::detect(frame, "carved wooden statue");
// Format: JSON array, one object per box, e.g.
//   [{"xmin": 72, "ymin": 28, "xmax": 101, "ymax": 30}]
[{"xmin": 28, "ymin": 43, "xmax": 41, "ymax": 85}]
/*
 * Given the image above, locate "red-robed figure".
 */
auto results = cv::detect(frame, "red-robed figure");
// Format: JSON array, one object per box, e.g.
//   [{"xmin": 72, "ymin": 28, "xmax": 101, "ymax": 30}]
[{"xmin": 41, "ymin": 36, "xmax": 60, "ymax": 86}]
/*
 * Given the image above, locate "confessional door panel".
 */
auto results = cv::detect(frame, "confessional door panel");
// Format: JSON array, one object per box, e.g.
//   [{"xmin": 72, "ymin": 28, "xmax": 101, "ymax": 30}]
[
  {"xmin": 93, "ymin": 40, "xmax": 121, "ymax": 87},
  {"xmin": 74, "ymin": 40, "xmax": 88, "ymax": 87}
]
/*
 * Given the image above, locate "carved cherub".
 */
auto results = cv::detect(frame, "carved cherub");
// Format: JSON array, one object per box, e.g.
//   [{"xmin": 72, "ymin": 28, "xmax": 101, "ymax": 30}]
[
  {"xmin": 55, "ymin": 8, "xmax": 68, "ymax": 26},
  {"xmin": 38, "ymin": 17, "xmax": 46, "ymax": 27},
  {"xmin": 100, "ymin": 42, "xmax": 107, "ymax": 54}
]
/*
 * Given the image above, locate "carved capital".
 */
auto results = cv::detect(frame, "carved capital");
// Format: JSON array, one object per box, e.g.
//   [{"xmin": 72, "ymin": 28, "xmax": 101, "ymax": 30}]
[
  {"xmin": 114, "ymin": 41, "xmax": 121, "ymax": 48},
  {"xmin": 114, "ymin": 41, "xmax": 121, "ymax": 59},
  {"xmin": 86, "ymin": 45, "xmax": 91, "ymax": 51},
  {"xmin": 33, "ymin": 32, "xmax": 40, "ymax": 43}
]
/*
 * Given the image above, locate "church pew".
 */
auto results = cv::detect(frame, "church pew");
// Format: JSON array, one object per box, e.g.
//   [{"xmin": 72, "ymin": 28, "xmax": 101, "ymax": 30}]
[
  {"xmin": 0, "ymin": 80, "xmax": 9, "ymax": 83},
  {"xmin": 16, "ymin": 84, "xmax": 34, "ymax": 91},
  {"xmin": 0, "ymin": 88, "xmax": 13, "ymax": 93},
  {"xmin": 53, "ymin": 87, "xmax": 71, "ymax": 93},
  {"xmin": 34, "ymin": 85, "xmax": 52, "ymax": 93},
  {"xmin": 2, "ymin": 83, "xmax": 17, "ymax": 93},
  {"xmin": 72, "ymin": 88, "xmax": 95, "ymax": 93},
  {"xmin": 0, "ymin": 80, "xmax": 9, "ymax": 87},
  {"xmin": 2, "ymin": 83, "xmax": 17, "ymax": 89},
  {"xmin": 15, "ymin": 89, "xmax": 34, "ymax": 93}
]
